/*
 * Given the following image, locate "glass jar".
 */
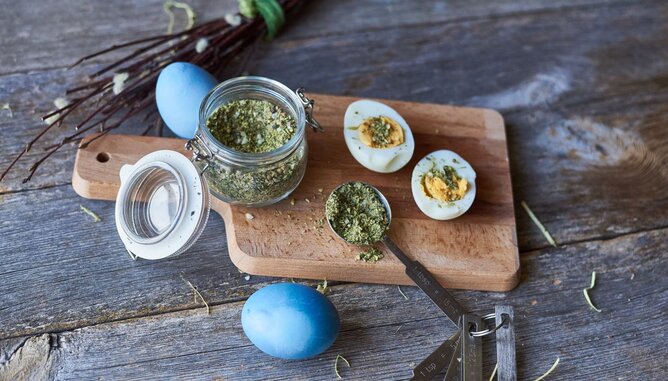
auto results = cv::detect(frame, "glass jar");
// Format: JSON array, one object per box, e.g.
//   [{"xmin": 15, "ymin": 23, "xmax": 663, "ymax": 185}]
[{"xmin": 186, "ymin": 77, "xmax": 319, "ymax": 207}]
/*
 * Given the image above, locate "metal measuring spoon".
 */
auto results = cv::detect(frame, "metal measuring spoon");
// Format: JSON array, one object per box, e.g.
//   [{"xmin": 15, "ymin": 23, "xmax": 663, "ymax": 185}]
[{"xmin": 325, "ymin": 182, "xmax": 466, "ymax": 328}]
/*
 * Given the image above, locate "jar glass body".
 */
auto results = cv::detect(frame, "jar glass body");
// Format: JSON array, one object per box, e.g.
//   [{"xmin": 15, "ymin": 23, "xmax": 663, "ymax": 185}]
[{"xmin": 191, "ymin": 77, "xmax": 308, "ymax": 207}]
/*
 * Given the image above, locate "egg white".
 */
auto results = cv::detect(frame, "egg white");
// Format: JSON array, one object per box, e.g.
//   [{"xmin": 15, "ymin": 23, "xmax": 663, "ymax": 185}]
[
  {"xmin": 343, "ymin": 100, "xmax": 415, "ymax": 173},
  {"xmin": 411, "ymin": 150, "xmax": 476, "ymax": 220}
]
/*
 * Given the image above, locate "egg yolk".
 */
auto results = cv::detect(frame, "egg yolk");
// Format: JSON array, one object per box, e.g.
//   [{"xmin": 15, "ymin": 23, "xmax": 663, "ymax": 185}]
[
  {"xmin": 358, "ymin": 116, "xmax": 404, "ymax": 148},
  {"xmin": 421, "ymin": 165, "xmax": 468, "ymax": 202}
]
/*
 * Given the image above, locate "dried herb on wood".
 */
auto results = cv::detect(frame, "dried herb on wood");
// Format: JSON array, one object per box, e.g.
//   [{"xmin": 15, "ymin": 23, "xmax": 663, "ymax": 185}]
[
  {"xmin": 355, "ymin": 247, "xmax": 384, "ymax": 262},
  {"xmin": 334, "ymin": 354, "xmax": 350, "ymax": 379},
  {"xmin": 583, "ymin": 271, "xmax": 602, "ymax": 312}
]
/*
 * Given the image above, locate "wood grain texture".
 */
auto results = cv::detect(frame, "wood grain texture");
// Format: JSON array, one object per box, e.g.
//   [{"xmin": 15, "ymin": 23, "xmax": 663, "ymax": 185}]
[
  {"xmin": 71, "ymin": 93, "xmax": 519, "ymax": 291},
  {"xmin": 1, "ymin": 227, "xmax": 665, "ymax": 380},
  {"xmin": 1, "ymin": 0, "xmax": 668, "ymax": 379},
  {"xmin": 0, "ymin": 0, "xmax": 626, "ymax": 75},
  {"xmin": 0, "ymin": 184, "xmax": 257, "ymax": 339},
  {"xmin": 2, "ymin": 0, "xmax": 667, "ymax": 251}
]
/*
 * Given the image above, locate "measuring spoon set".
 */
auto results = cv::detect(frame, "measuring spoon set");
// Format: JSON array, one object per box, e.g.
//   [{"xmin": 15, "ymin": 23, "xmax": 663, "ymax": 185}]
[{"xmin": 328, "ymin": 183, "xmax": 518, "ymax": 381}]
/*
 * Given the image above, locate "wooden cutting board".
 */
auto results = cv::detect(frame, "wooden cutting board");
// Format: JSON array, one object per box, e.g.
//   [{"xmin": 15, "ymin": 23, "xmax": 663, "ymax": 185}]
[{"xmin": 72, "ymin": 94, "xmax": 519, "ymax": 291}]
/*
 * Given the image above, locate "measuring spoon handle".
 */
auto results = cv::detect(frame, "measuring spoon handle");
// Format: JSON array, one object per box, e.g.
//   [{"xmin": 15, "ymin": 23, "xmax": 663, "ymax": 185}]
[{"xmin": 382, "ymin": 236, "xmax": 466, "ymax": 326}]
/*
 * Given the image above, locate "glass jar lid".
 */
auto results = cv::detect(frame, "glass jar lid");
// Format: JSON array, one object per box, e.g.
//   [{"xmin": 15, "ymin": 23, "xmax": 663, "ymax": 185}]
[{"xmin": 114, "ymin": 150, "xmax": 210, "ymax": 259}]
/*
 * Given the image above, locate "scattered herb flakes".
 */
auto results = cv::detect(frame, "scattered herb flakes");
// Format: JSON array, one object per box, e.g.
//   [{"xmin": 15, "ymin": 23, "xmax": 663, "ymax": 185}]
[
  {"xmin": 334, "ymin": 354, "xmax": 350, "ymax": 379},
  {"xmin": 290, "ymin": 198, "xmax": 296, "ymax": 206},
  {"xmin": 356, "ymin": 247, "xmax": 384, "ymax": 263},
  {"xmin": 207, "ymin": 99, "xmax": 295, "ymax": 153},
  {"xmin": 359, "ymin": 116, "xmax": 404, "ymax": 148},
  {"xmin": 316, "ymin": 279, "xmax": 328, "ymax": 294},
  {"xmin": 534, "ymin": 357, "xmax": 560, "ymax": 381},
  {"xmin": 80, "ymin": 204, "xmax": 101, "ymax": 222},
  {"xmin": 313, "ymin": 218, "xmax": 325, "ymax": 232},
  {"xmin": 1, "ymin": 103, "xmax": 12, "ymax": 118},
  {"xmin": 318, "ymin": 188, "xmax": 323, "ymax": 193},
  {"xmin": 397, "ymin": 286, "xmax": 409, "ymax": 300},
  {"xmin": 126, "ymin": 250, "xmax": 138, "ymax": 261},
  {"xmin": 245, "ymin": 212, "xmax": 254, "ymax": 221},
  {"xmin": 394, "ymin": 325, "xmax": 404, "ymax": 334},
  {"xmin": 325, "ymin": 182, "xmax": 389, "ymax": 245},
  {"xmin": 489, "ymin": 363, "xmax": 498, "ymax": 381},
  {"xmin": 520, "ymin": 201, "xmax": 557, "ymax": 247},
  {"xmin": 180, "ymin": 275, "xmax": 210, "ymax": 315},
  {"xmin": 530, "ymin": 299, "xmax": 538, "ymax": 306},
  {"xmin": 583, "ymin": 271, "xmax": 602, "ymax": 312},
  {"xmin": 244, "ymin": 274, "xmax": 251, "ymax": 281},
  {"xmin": 304, "ymin": 197, "xmax": 311, "ymax": 203},
  {"xmin": 422, "ymin": 164, "xmax": 468, "ymax": 202},
  {"xmin": 552, "ymin": 279, "xmax": 562, "ymax": 286}
]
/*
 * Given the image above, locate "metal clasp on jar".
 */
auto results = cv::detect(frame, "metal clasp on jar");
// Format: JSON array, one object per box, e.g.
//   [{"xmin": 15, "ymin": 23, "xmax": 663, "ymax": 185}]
[
  {"xmin": 185, "ymin": 134, "xmax": 212, "ymax": 175},
  {"xmin": 296, "ymin": 88, "xmax": 324, "ymax": 133}
]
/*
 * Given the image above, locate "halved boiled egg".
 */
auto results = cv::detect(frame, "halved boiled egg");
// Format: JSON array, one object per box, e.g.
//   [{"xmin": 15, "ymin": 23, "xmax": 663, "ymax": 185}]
[
  {"xmin": 411, "ymin": 150, "xmax": 476, "ymax": 220},
  {"xmin": 343, "ymin": 100, "xmax": 415, "ymax": 173}
]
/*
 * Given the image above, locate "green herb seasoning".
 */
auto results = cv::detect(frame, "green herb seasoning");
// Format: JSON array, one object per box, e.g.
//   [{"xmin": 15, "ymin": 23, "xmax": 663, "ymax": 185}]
[
  {"xmin": 207, "ymin": 99, "xmax": 295, "ymax": 153},
  {"xmin": 325, "ymin": 182, "xmax": 389, "ymax": 245},
  {"xmin": 431, "ymin": 165, "xmax": 461, "ymax": 190},
  {"xmin": 199, "ymin": 98, "xmax": 306, "ymax": 205},
  {"xmin": 421, "ymin": 164, "xmax": 468, "ymax": 202},
  {"xmin": 356, "ymin": 247, "xmax": 384, "ymax": 262},
  {"xmin": 368, "ymin": 117, "xmax": 392, "ymax": 146}
]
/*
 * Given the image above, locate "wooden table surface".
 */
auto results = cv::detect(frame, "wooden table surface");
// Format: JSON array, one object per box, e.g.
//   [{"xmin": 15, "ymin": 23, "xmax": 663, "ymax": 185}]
[{"xmin": 1, "ymin": 1, "xmax": 666, "ymax": 380}]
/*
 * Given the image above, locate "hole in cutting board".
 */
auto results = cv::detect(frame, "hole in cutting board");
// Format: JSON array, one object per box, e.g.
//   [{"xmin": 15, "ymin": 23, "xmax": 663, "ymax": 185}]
[{"xmin": 96, "ymin": 152, "xmax": 110, "ymax": 163}]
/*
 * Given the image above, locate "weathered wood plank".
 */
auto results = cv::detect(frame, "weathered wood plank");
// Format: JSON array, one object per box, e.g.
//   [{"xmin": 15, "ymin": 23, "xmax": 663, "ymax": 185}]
[
  {"xmin": 1, "ymin": 1, "xmax": 667, "ymax": 380},
  {"xmin": 253, "ymin": 0, "xmax": 668, "ymax": 248},
  {"xmin": 0, "ymin": 335, "xmax": 58, "ymax": 381},
  {"xmin": 1, "ymin": 226, "xmax": 665, "ymax": 380},
  {"xmin": 3, "ymin": 0, "xmax": 668, "ymax": 249},
  {"xmin": 0, "ymin": 0, "xmax": 628, "ymax": 75},
  {"xmin": 0, "ymin": 184, "xmax": 259, "ymax": 339}
]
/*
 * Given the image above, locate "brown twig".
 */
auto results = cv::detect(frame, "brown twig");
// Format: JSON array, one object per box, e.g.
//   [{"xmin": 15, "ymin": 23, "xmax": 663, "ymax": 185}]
[{"xmin": 1, "ymin": 0, "xmax": 310, "ymax": 183}]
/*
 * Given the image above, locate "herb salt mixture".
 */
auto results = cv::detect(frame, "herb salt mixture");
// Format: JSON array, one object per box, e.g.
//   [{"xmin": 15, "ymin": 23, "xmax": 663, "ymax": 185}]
[
  {"xmin": 421, "ymin": 164, "xmax": 468, "ymax": 202},
  {"xmin": 325, "ymin": 182, "xmax": 389, "ymax": 245},
  {"xmin": 207, "ymin": 99, "xmax": 296, "ymax": 153},
  {"xmin": 356, "ymin": 247, "xmax": 384, "ymax": 262},
  {"xmin": 201, "ymin": 98, "xmax": 306, "ymax": 205},
  {"xmin": 357, "ymin": 116, "xmax": 404, "ymax": 148}
]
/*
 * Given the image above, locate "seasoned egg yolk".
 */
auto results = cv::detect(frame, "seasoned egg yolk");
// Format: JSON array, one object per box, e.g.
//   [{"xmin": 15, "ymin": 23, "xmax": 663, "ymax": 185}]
[
  {"xmin": 358, "ymin": 116, "xmax": 404, "ymax": 148},
  {"xmin": 421, "ymin": 166, "xmax": 468, "ymax": 202}
]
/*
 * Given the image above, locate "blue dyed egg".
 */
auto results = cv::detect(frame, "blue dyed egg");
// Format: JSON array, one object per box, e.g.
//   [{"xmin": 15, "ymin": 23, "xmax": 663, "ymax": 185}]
[
  {"xmin": 242, "ymin": 283, "xmax": 340, "ymax": 360},
  {"xmin": 155, "ymin": 62, "xmax": 217, "ymax": 138}
]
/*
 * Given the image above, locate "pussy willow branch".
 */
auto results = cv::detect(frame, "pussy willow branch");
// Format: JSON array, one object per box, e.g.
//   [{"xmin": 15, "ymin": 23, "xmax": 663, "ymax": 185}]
[{"xmin": 1, "ymin": 0, "xmax": 309, "ymax": 183}]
